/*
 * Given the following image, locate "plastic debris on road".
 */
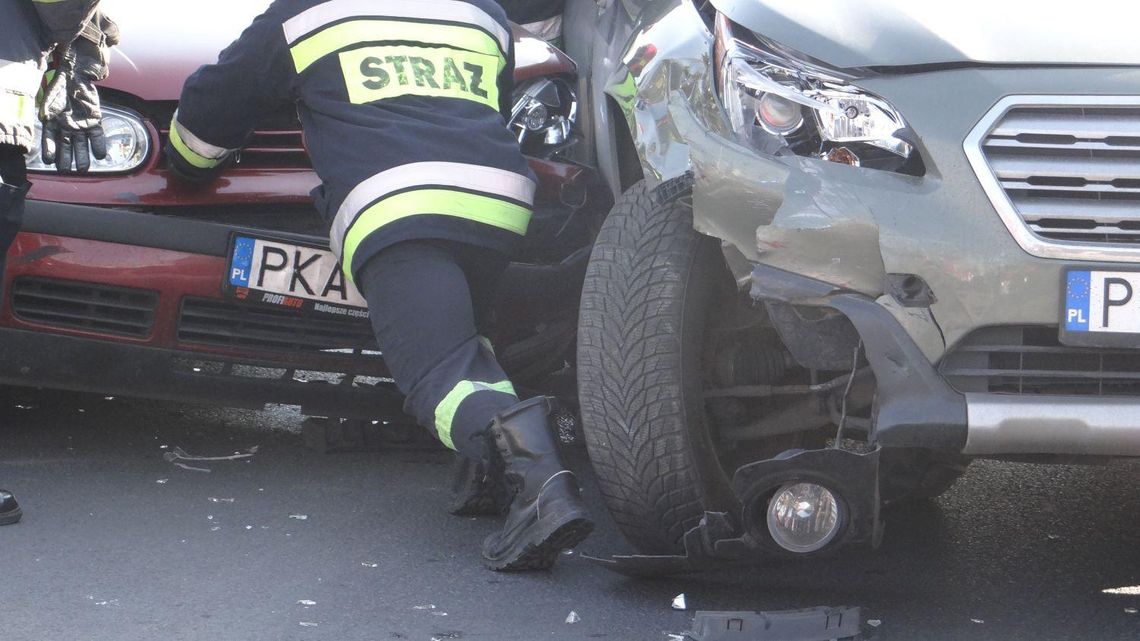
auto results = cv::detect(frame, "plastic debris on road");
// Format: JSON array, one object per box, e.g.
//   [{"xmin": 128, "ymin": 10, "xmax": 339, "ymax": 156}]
[
  {"xmin": 867, "ymin": 619, "xmax": 882, "ymax": 627},
  {"xmin": 684, "ymin": 606, "xmax": 861, "ymax": 641},
  {"xmin": 298, "ymin": 621, "xmax": 318, "ymax": 627},
  {"xmin": 208, "ymin": 497, "xmax": 235, "ymax": 503},
  {"xmin": 289, "ymin": 514, "xmax": 309, "ymax": 521},
  {"xmin": 565, "ymin": 611, "xmax": 581, "ymax": 624},
  {"xmin": 361, "ymin": 562, "xmax": 378, "ymax": 568},
  {"xmin": 155, "ymin": 479, "xmax": 169, "ymax": 485},
  {"xmin": 671, "ymin": 594, "xmax": 687, "ymax": 610},
  {"xmin": 414, "ymin": 604, "xmax": 438, "ymax": 611},
  {"xmin": 298, "ymin": 600, "xmax": 316, "ymax": 606},
  {"xmin": 971, "ymin": 619, "xmax": 985, "ymax": 624},
  {"xmin": 430, "ymin": 633, "xmax": 462, "ymax": 640},
  {"xmin": 164, "ymin": 445, "xmax": 260, "ymax": 473},
  {"xmin": 665, "ymin": 635, "xmax": 686, "ymax": 641},
  {"xmin": 1125, "ymin": 608, "xmax": 1138, "ymax": 615}
]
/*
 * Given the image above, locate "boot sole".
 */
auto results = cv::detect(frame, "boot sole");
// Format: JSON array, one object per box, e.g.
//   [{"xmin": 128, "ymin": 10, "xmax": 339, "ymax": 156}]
[
  {"xmin": 485, "ymin": 512, "xmax": 594, "ymax": 572},
  {"xmin": 0, "ymin": 506, "xmax": 22, "ymax": 526}
]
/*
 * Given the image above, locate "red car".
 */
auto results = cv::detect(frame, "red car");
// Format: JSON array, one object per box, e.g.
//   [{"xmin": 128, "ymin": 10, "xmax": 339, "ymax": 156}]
[{"xmin": 0, "ymin": 2, "xmax": 605, "ymax": 420}]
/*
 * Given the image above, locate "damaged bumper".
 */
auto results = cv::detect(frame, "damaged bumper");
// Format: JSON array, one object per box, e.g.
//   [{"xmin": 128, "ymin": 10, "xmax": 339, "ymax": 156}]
[{"xmin": 606, "ymin": 1, "xmax": 1140, "ymax": 460}]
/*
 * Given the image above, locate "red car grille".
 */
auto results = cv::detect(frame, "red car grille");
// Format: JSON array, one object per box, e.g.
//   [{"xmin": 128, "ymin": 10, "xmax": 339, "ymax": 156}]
[
  {"xmin": 11, "ymin": 278, "xmax": 159, "ymax": 338},
  {"xmin": 177, "ymin": 297, "xmax": 377, "ymax": 355},
  {"xmin": 159, "ymin": 129, "xmax": 310, "ymax": 169}
]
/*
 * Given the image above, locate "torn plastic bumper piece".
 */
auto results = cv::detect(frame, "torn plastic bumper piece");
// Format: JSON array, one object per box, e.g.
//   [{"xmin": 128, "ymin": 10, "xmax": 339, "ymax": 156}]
[
  {"xmin": 749, "ymin": 263, "xmax": 968, "ymax": 450},
  {"xmin": 584, "ymin": 448, "xmax": 882, "ymax": 576},
  {"xmin": 686, "ymin": 607, "xmax": 863, "ymax": 641}
]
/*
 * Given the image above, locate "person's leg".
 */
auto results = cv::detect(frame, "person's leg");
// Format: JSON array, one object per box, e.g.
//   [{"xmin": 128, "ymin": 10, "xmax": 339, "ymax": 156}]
[
  {"xmin": 357, "ymin": 241, "xmax": 518, "ymax": 465},
  {"xmin": 0, "ymin": 145, "xmax": 28, "ymax": 258},
  {"xmin": 357, "ymin": 240, "xmax": 591, "ymax": 570},
  {"xmin": 0, "ymin": 144, "xmax": 28, "ymax": 526},
  {"xmin": 445, "ymin": 245, "xmax": 513, "ymax": 516}
]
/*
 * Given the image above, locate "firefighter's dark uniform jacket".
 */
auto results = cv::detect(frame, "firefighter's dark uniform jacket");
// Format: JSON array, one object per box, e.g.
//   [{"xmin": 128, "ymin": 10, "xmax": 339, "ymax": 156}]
[
  {"xmin": 1, "ymin": 0, "xmax": 101, "ymax": 150},
  {"xmin": 169, "ymin": 0, "xmax": 537, "ymax": 284},
  {"xmin": 170, "ymin": 0, "xmax": 534, "ymax": 458}
]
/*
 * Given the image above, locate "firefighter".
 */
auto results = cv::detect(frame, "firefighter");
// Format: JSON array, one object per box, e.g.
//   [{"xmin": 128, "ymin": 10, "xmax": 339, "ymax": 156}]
[
  {"xmin": 0, "ymin": 0, "xmax": 118, "ymax": 526},
  {"xmin": 166, "ymin": 0, "xmax": 593, "ymax": 570},
  {"xmin": 496, "ymin": 0, "xmax": 566, "ymax": 46}
]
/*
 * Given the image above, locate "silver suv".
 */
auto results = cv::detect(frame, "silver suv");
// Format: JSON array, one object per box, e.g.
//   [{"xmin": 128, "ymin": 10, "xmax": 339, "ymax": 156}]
[{"xmin": 562, "ymin": 0, "xmax": 1140, "ymax": 564}]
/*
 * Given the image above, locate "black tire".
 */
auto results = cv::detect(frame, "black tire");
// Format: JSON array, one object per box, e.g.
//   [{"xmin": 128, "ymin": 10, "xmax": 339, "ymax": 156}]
[
  {"xmin": 880, "ymin": 448, "xmax": 971, "ymax": 505},
  {"xmin": 577, "ymin": 180, "xmax": 736, "ymax": 554}
]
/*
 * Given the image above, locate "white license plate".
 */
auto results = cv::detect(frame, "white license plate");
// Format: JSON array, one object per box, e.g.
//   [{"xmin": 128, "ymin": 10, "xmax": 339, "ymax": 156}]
[
  {"xmin": 1061, "ymin": 269, "xmax": 1140, "ymax": 347},
  {"xmin": 227, "ymin": 235, "xmax": 368, "ymax": 315}
]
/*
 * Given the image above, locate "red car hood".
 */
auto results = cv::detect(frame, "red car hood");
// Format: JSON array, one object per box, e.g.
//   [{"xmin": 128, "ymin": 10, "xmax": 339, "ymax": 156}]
[{"xmin": 99, "ymin": 0, "xmax": 573, "ymax": 100}]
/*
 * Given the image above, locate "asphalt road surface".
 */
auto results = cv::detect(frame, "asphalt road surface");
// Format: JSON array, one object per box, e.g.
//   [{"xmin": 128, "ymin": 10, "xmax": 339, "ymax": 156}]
[{"xmin": 2, "ymin": 386, "xmax": 1138, "ymax": 641}]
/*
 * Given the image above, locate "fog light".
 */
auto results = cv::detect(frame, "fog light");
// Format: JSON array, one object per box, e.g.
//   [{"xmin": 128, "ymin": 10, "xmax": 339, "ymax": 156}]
[
  {"xmin": 757, "ymin": 93, "xmax": 803, "ymax": 135},
  {"xmin": 766, "ymin": 482, "xmax": 842, "ymax": 553}
]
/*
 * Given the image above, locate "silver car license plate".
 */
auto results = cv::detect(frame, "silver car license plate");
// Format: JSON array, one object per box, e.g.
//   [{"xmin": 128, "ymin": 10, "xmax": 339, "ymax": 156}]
[{"xmin": 1060, "ymin": 269, "xmax": 1140, "ymax": 348}]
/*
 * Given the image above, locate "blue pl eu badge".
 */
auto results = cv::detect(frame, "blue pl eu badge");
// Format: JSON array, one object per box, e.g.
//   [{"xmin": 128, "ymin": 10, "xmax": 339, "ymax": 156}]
[
  {"xmin": 230, "ymin": 236, "xmax": 255, "ymax": 287},
  {"xmin": 1065, "ymin": 271, "xmax": 1091, "ymax": 331}
]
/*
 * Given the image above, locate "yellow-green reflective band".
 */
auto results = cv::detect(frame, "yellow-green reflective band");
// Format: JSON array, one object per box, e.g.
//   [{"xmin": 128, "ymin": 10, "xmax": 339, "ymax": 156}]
[
  {"xmin": 434, "ymin": 380, "xmax": 517, "ymax": 450},
  {"xmin": 342, "ymin": 189, "xmax": 531, "ymax": 279},
  {"xmin": 339, "ymin": 45, "xmax": 502, "ymax": 110},
  {"xmin": 289, "ymin": 19, "xmax": 502, "ymax": 74},
  {"xmin": 0, "ymin": 93, "xmax": 26, "ymax": 123},
  {"xmin": 168, "ymin": 120, "xmax": 222, "ymax": 170}
]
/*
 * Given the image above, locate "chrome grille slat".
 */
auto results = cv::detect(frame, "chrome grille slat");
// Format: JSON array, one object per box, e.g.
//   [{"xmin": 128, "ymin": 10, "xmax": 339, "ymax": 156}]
[
  {"xmin": 968, "ymin": 97, "xmax": 1140, "ymax": 258},
  {"xmin": 999, "ymin": 181, "xmax": 1140, "ymax": 195},
  {"xmin": 985, "ymin": 138, "xmax": 1140, "ymax": 153},
  {"xmin": 989, "ymin": 111, "xmax": 1140, "ymax": 139},
  {"xmin": 987, "ymin": 152, "xmax": 1140, "ymax": 182},
  {"xmin": 1016, "ymin": 198, "xmax": 1140, "ymax": 223}
]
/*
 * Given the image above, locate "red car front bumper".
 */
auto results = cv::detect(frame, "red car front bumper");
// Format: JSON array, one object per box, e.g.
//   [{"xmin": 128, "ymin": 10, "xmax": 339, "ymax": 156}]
[{"xmin": 0, "ymin": 203, "xmax": 399, "ymax": 418}]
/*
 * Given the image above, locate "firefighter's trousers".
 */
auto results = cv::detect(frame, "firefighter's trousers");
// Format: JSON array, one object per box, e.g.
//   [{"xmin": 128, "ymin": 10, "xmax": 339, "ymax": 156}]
[{"xmin": 358, "ymin": 240, "xmax": 520, "ymax": 464}]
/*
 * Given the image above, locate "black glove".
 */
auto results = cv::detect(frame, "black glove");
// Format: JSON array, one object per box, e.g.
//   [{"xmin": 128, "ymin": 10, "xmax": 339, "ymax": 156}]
[{"xmin": 39, "ymin": 13, "xmax": 120, "ymax": 174}]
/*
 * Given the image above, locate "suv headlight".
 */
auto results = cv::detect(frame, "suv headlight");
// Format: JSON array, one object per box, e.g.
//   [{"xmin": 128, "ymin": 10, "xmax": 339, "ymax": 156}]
[
  {"xmin": 713, "ymin": 14, "xmax": 921, "ymax": 175},
  {"xmin": 508, "ymin": 77, "xmax": 578, "ymax": 159},
  {"xmin": 25, "ymin": 105, "xmax": 150, "ymax": 174}
]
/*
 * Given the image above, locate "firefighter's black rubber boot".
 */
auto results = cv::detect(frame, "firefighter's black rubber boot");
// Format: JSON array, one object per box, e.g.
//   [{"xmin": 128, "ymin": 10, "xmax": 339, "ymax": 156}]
[
  {"xmin": 0, "ymin": 490, "xmax": 22, "ymax": 526},
  {"xmin": 447, "ymin": 454, "xmax": 508, "ymax": 516},
  {"xmin": 482, "ymin": 397, "xmax": 593, "ymax": 571}
]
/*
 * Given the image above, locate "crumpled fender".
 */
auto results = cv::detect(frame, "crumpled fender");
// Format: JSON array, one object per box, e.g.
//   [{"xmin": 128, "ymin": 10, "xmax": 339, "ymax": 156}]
[
  {"xmin": 602, "ymin": 0, "xmax": 945, "ymax": 361},
  {"xmin": 603, "ymin": 0, "xmax": 712, "ymax": 190}
]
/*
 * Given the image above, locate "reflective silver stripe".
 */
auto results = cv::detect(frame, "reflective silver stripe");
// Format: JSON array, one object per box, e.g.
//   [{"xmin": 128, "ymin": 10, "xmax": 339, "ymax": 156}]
[
  {"xmin": 329, "ymin": 162, "xmax": 536, "ymax": 257},
  {"xmin": 0, "ymin": 59, "xmax": 44, "ymax": 96},
  {"xmin": 282, "ymin": 0, "xmax": 511, "ymax": 53},
  {"xmin": 171, "ymin": 111, "xmax": 235, "ymax": 161},
  {"xmin": 520, "ymin": 15, "xmax": 563, "ymax": 42}
]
